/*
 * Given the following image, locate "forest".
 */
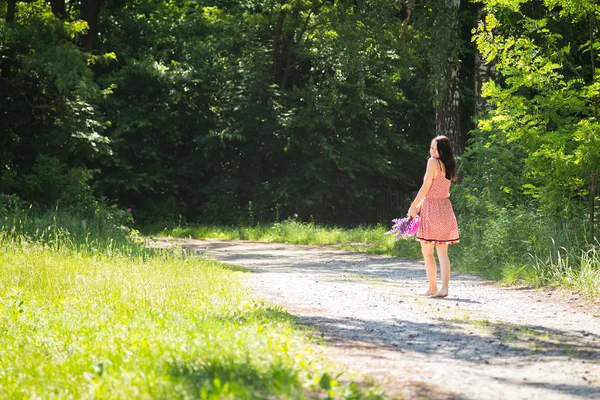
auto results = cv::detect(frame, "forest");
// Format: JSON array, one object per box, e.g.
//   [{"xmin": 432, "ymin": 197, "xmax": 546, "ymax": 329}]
[{"xmin": 1, "ymin": 0, "xmax": 600, "ymax": 287}]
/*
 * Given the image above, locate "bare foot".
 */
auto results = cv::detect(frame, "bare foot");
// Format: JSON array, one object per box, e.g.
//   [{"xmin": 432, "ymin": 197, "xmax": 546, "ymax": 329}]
[
  {"xmin": 432, "ymin": 290, "xmax": 448, "ymax": 298},
  {"xmin": 420, "ymin": 290, "xmax": 438, "ymax": 297}
]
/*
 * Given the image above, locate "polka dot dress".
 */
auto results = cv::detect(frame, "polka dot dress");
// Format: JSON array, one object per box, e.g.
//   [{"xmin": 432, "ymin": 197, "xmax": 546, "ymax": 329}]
[{"xmin": 416, "ymin": 160, "xmax": 460, "ymax": 245}]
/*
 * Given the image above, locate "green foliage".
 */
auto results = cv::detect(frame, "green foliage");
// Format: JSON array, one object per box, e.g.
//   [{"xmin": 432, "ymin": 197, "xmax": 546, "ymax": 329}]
[
  {"xmin": 0, "ymin": 193, "xmax": 136, "ymax": 252},
  {"xmin": 453, "ymin": 0, "xmax": 600, "ymax": 293},
  {"xmin": 1, "ymin": 0, "xmax": 453, "ymax": 226},
  {"xmin": 473, "ymin": 0, "xmax": 600, "ymax": 219},
  {"xmin": 0, "ymin": 0, "xmax": 110, "ymax": 213},
  {"xmin": 17, "ymin": 155, "xmax": 97, "ymax": 213},
  {"xmin": 90, "ymin": 0, "xmax": 435, "ymax": 225}
]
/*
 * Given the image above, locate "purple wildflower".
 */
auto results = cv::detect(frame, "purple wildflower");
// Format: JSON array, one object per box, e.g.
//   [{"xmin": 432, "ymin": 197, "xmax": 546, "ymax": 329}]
[
  {"xmin": 126, "ymin": 208, "xmax": 132, "ymax": 213},
  {"xmin": 385, "ymin": 217, "xmax": 411, "ymax": 239},
  {"xmin": 385, "ymin": 216, "xmax": 420, "ymax": 240}
]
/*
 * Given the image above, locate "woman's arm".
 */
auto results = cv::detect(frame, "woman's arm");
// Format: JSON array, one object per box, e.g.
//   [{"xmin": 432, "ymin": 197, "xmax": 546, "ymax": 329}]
[{"xmin": 408, "ymin": 158, "xmax": 437, "ymax": 217}]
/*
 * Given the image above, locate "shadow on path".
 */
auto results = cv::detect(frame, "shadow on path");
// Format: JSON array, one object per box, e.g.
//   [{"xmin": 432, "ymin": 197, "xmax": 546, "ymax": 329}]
[
  {"xmin": 173, "ymin": 239, "xmax": 483, "ymax": 285},
  {"xmin": 294, "ymin": 315, "xmax": 600, "ymax": 365}
]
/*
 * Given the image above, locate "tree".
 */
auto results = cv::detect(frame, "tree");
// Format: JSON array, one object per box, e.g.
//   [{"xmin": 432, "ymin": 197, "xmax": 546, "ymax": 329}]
[
  {"xmin": 93, "ymin": 0, "xmax": 435, "ymax": 224},
  {"xmin": 0, "ymin": 0, "xmax": 110, "ymax": 210},
  {"xmin": 435, "ymin": 0, "xmax": 463, "ymax": 153},
  {"xmin": 471, "ymin": 0, "xmax": 600, "ymax": 237},
  {"xmin": 404, "ymin": 0, "xmax": 477, "ymax": 155}
]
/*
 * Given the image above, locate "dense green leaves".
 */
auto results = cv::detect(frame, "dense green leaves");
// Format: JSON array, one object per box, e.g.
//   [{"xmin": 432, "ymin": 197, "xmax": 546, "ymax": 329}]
[
  {"xmin": 468, "ymin": 0, "xmax": 600, "ymax": 221},
  {"xmin": 0, "ymin": 1, "xmax": 110, "ymax": 212},
  {"xmin": 90, "ymin": 0, "xmax": 437, "ymax": 224}
]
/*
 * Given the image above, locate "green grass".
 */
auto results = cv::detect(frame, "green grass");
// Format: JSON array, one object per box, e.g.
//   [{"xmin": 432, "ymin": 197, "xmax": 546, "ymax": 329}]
[
  {"xmin": 150, "ymin": 220, "xmax": 422, "ymax": 260},
  {"xmin": 0, "ymin": 211, "xmax": 390, "ymax": 399},
  {"xmin": 529, "ymin": 243, "xmax": 600, "ymax": 299},
  {"xmin": 1, "ymin": 207, "xmax": 140, "ymax": 255}
]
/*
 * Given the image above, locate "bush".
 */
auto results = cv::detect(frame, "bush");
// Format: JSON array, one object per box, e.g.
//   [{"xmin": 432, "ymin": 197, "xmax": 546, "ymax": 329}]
[{"xmin": 16, "ymin": 155, "xmax": 99, "ymax": 217}]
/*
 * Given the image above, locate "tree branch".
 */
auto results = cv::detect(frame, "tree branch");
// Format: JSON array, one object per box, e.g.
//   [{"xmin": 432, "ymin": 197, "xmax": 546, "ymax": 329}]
[
  {"xmin": 272, "ymin": 0, "xmax": 288, "ymax": 77},
  {"xmin": 398, "ymin": 0, "xmax": 417, "ymax": 43}
]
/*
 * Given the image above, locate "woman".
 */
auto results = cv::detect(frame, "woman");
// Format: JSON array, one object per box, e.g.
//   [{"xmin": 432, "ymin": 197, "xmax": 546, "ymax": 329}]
[{"xmin": 408, "ymin": 136, "xmax": 460, "ymax": 298}]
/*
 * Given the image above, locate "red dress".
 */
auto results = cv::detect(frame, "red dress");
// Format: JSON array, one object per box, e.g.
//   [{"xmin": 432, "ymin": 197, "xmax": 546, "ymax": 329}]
[{"xmin": 416, "ymin": 160, "xmax": 460, "ymax": 245}]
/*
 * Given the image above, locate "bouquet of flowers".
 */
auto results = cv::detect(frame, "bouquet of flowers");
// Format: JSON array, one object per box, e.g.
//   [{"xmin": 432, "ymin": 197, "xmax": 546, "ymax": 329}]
[{"xmin": 385, "ymin": 215, "xmax": 420, "ymax": 240}]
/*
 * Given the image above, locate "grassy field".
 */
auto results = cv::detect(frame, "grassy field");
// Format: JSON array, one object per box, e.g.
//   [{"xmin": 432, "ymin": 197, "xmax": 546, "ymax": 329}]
[{"xmin": 0, "ymin": 212, "xmax": 388, "ymax": 399}]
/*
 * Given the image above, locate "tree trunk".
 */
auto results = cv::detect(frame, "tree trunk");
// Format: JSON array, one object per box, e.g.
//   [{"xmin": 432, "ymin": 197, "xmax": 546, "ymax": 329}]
[
  {"xmin": 436, "ymin": 64, "xmax": 462, "ymax": 153},
  {"xmin": 474, "ymin": 49, "xmax": 492, "ymax": 117},
  {"xmin": 81, "ymin": 0, "xmax": 102, "ymax": 52},
  {"xmin": 591, "ymin": 14, "xmax": 598, "ymax": 121},
  {"xmin": 6, "ymin": 0, "xmax": 16, "ymax": 22},
  {"xmin": 435, "ymin": 0, "xmax": 462, "ymax": 154},
  {"xmin": 50, "ymin": 0, "xmax": 68, "ymax": 20},
  {"xmin": 280, "ymin": 9, "xmax": 315, "ymax": 90},
  {"xmin": 398, "ymin": 0, "xmax": 417, "ymax": 43},
  {"xmin": 272, "ymin": 1, "xmax": 287, "ymax": 85},
  {"xmin": 280, "ymin": 43, "xmax": 293, "ymax": 90}
]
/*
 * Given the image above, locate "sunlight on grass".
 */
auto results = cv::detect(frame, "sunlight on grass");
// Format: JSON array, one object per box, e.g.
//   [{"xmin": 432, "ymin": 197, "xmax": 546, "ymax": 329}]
[
  {"xmin": 0, "ymin": 211, "xmax": 389, "ymax": 399},
  {"xmin": 529, "ymin": 244, "xmax": 600, "ymax": 299},
  {"xmin": 160, "ymin": 220, "xmax": 422, "ymax": 259}
]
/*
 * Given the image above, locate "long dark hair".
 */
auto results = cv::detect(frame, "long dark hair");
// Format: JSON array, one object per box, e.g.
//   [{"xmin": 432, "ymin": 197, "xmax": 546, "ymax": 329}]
[{"xmin": 434, "ymin": 135, "xmax": 457, "ymax": 181}]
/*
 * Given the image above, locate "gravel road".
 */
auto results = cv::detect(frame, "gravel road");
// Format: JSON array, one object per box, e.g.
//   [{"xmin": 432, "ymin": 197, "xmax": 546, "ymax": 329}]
[{"xmin": 152, "ymin": 238, "xmax": 600, "ymax": 400}]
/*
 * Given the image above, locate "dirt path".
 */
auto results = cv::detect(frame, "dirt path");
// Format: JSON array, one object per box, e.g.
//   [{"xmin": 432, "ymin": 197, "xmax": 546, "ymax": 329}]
[{"xmin": 152, "ymin": 238, "xmax": 600, "ymax": 400}]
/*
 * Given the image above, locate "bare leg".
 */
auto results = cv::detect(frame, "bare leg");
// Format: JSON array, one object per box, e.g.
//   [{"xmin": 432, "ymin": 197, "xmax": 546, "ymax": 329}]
[
  {"xmin": 420, "ymin": 242, "xmax": 437, "ymax": 296},
  {"xmin": 433, "ymin": 244, "xmax": 450, "ymax": 297}
]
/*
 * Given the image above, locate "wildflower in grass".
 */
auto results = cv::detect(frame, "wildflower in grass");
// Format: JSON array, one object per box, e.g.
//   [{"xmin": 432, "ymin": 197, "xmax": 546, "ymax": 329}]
[{"xmin": 126, "ymin": 208, "xmax": 132, "ymax": 213}]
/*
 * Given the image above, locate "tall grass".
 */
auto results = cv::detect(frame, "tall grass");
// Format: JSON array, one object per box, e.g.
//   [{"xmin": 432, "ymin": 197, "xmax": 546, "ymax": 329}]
[
  {"xmin": 0, "ymin": 198, "xmax": 140, "ymax": 256},
  {"xmin": 528, "ymin": 240, "xmax": 600, "ymax": 298},
  {"xmin": 0, "ymin": 206, "xmax": 387, "ymax": 399}
]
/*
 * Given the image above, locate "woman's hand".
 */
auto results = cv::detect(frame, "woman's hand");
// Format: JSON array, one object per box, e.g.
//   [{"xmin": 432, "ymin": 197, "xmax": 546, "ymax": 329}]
[{"xmin": 408, "ymin": 205, "xmax": 418, "ymax": 218}]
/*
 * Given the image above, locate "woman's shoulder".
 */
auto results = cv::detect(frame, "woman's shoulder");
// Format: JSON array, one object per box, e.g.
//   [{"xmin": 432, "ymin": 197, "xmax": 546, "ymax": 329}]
[
  {"xmin": 426, "ymin": 157, "xmax": 443, "ymax": 175},
  {"xmin": 426, "ymin": 157, "xmax": 438, "ymax": 168}
]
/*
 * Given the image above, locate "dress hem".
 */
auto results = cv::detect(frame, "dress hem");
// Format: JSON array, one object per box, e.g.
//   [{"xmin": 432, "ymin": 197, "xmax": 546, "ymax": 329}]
[{"xmin": 416, "ymin": 237, "xmax": 460, "ymax": 245}]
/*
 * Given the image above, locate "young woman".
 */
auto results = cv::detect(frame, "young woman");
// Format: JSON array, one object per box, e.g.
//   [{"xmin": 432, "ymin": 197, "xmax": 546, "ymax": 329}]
[{"xmin": 408, "ymin": 136, "xmax": 459, "ymax": 298}]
